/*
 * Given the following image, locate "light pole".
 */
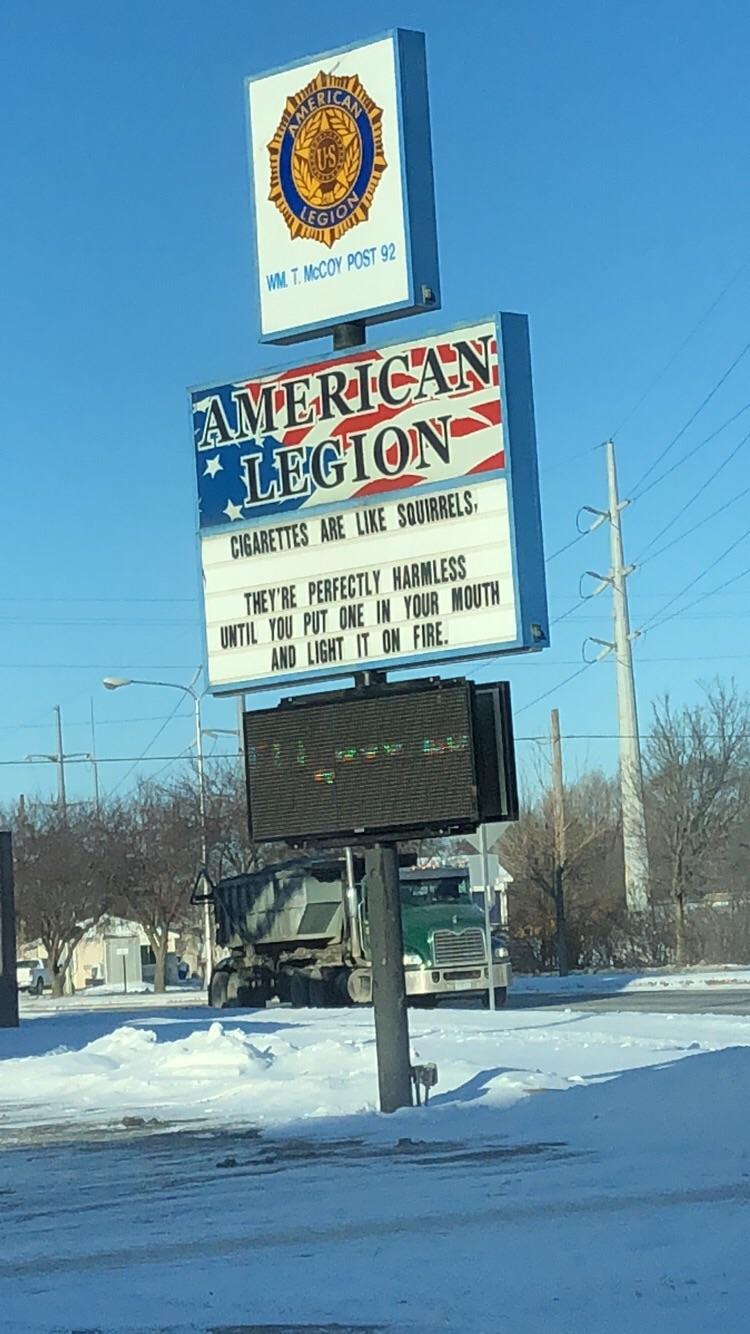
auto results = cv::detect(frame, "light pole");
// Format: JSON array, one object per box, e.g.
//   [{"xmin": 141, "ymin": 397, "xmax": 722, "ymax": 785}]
[{"xmin": 102, "ymin": 675, "xmax": 214, "ymax": 987}]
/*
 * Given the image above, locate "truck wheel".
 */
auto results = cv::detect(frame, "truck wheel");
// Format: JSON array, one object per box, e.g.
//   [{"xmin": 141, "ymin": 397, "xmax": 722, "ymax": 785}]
[
  {"xmin": 236, "ymin": 984, "xmax": 267, "ymax": 1009},
  {"xmin": 308, "ymin": 977, "xmax": 332, "ymax": 1007},
  {"xmin": 208, "ymin": 968, "xmax": 231, "ymax": 1009},
  {"xmin": 290, "ymin": 972, "xmax": 310, "ymax": 1008}
]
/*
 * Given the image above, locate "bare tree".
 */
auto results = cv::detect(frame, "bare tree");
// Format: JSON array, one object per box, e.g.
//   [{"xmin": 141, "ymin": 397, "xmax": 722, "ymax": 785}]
[
  {"xmin": 501, "ymin": 772, "xmax": 618, "ymax": 974},
  {"xmin": 112, "ymin": 782, "xmax": 201, "ymax": 992},
  {"xmin": 11, "ymin": 800, "xmax": 113, "ymax": 996},
  {"xmin": 645, "ymin": 681, "xmax": 750, "ymax": 964}
]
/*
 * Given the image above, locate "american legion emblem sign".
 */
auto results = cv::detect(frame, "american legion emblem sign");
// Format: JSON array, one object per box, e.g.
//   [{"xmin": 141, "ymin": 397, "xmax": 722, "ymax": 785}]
[
  {"xmin": 267, "ymin": 69, "xmax": 387, "ymax": 249},
  {"xmin": 247, "ymin": 32, "xmax": 441, "ymax": 343}
]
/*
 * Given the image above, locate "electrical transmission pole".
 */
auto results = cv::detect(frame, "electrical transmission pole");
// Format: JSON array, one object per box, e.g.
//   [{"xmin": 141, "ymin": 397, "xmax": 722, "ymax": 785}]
[
  {"xmin": 54, "ymin": 704, "xmax": 67, "ymax": 815},
  {"xmin": 606, "ymin": 440, "xmax": 650, "ymax": 913},
  {"xmin": 549, "ymin": 708, "xmax": 568, "ymax": 976}
]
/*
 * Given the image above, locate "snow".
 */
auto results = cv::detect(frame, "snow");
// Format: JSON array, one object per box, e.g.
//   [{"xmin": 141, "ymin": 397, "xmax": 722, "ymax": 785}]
[
  {"xmin": 18, "ymin": 983, "xmax": 207, "ymax": 1015},
  {"xmin": 513, "ymin": 965, "xmax": 750, "ymax": 994},
  {"xmin": 2, "ymin": 1001, "xmax": 750, "ymax": 1332}
]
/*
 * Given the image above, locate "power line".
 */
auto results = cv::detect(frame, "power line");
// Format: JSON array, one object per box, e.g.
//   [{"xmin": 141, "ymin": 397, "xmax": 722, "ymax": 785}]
[
  {"xmin": 539, "ymin": 444, "xmax": 602, "ymax": 477},
  {"xmin": 628, "ymin": 335, "xmax": 750, "ymax": 497},
  {"xmin": 108, "ymin": 693, "xmax": 189, "ymax": 797},
  {"xmin": 630, "ymin": 401, "xmax": 750, "ymax": 506},
  {"xmin": 612, "ymin": 251, "xmax": 750, "ymax": 439},
  {"xmin": 639, "ymin": 483, "xmax": 750, "ymax": 569},
  {"xmin": 0, "ymin": 663, "xmax": 200, "ymax": 670},
  {"xmin": 551, "ymin": 596, "xmax": 591, "ymax": 625},
  {"xmin": 514, "ymin": 662, "xmax": 595, "ymax": 716},
  {"xmin": 0, "ymin": 596, "xmax": 197, "ymax": 605},
  {"xmin": 0, "ymin": 711, "xmax": 194, "ymax": 732},
  {"xmin": 546, "ymin": 532, "xmax": 586, "ymax": 563},
  {"xmin": 643, "ymin": 558, "xmax": 750, "ymax": 639},
  {"xmin": 638, "ymin": 525, "xmax": 750, "ymax": 635},
  {"xmin": 634, "ymin": 426, "xmax": 750, "ymax": 564},
  {"xmin": 0, "ymin": 616, "xmax": 199, "ymax": 627}
]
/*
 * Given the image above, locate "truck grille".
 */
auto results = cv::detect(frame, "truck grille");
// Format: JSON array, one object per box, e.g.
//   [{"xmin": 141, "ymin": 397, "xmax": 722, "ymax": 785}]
[{"xmin": 433, "ymin": 929, "xmax": 487, "ymax": 967}]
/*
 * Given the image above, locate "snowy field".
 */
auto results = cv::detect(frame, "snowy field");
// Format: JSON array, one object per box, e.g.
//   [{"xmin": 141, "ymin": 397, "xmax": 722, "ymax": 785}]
[
  {"xmin": 512, "ymin": 964, "xmax": 750, "ymax": 995},
  {"xmin": 2, "ymin": 1001, "xmax": 750, "ymax": 1333}
]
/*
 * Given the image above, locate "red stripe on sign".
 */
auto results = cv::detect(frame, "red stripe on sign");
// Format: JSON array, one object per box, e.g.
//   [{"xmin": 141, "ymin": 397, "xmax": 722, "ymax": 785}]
[
  {"xmin": 332, "ymin": 400, "xmax": 412, "ymax": 439},
  {"xmin": 353, "ymin": 474, "xmax": 422, "ymax": 497},
  {"xmin": 473, "ymin": 400, "xmax": 502, "ymax": 425},
  {"xmin": 283, "ymin": 427, "xmax": 313, "ymax": 447},
  {"xmin": 437, "ymin": 343, "xmax": 458, "ymax": 362},
  {"xmin": 450, "ymin": 415, "xmax": 491, "ymax": 438},
  {"xmin": 468, "ymin": 451, "xmax": 505, "ymax": 474}
]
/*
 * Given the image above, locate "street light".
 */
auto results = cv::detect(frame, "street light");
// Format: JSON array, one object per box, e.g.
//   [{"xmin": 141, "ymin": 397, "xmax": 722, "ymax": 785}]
[{"xmin": 102, "ymin": 674, "xmax": 214, "ymax": 987}]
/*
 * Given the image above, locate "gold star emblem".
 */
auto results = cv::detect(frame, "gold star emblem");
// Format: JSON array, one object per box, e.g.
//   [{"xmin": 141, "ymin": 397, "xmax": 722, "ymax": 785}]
[{"xmin": 268, "ymin": 70, "xmax": 387, "ymax": 249}]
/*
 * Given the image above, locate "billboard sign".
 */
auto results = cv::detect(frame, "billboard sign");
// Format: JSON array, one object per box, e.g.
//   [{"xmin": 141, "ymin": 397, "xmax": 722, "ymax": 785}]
[
  {"xmin": 246, "ymin": 30, "xmax": 440, "ymax": 344},
  {"xmin": 192, "ymin": 314, "xmax": 548, "ymax": 695},
  {"xmin": 243, "ymin": 679, "xmax": 519, "ymax": 843}
]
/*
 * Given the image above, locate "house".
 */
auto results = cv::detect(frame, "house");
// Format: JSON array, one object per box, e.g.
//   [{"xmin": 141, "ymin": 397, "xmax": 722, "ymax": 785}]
[{"xmin": 69, "ymin": 918, "xmax": 199, "ymax": 990}]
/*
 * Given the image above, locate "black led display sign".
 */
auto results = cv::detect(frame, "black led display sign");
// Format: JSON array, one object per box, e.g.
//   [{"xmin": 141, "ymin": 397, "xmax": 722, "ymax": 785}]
[
  {"xmin": 243, "ymin": 678, "xmax": 518, "ymax": 843},
  {"xmin": 244, "ymin": 680, "xmax": 478, "ymax": 842}
]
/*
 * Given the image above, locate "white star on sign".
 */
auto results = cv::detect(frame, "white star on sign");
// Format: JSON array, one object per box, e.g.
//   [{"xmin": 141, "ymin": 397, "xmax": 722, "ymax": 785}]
[
  {"xmin": 223, "ymin": 500, "xmax": 244, "ymax": 522},
  {"xmin": 204, "ymin": 455, "xmax": 223, "ymax": 478}
]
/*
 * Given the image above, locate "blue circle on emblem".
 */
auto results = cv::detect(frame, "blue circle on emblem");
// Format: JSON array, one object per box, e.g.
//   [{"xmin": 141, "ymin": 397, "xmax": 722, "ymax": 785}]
[{"xmin": 278, "ymin": 112, "xmax": 376, "ymax": 232}]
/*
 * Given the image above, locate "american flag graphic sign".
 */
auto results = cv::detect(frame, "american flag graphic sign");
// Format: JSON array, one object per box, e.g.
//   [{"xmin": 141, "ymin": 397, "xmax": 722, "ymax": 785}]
[{"xmin": 190, "ymin": 314, "xmax": 548, "ymax": 693}]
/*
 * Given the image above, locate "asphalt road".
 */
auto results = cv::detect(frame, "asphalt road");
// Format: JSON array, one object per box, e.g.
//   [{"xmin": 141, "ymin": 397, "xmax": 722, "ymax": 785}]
[{"xmin": 506, "ymin": 988, "xmax": 750, "ymax": 1015}]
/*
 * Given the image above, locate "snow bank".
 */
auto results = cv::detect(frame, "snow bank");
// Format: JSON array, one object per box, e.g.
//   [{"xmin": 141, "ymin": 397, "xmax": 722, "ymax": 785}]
[
  {"xmin": 19, "ymin": 983, "xmax": 206, "ymax": 1014},
  {"xmin": 4, "ymin": 1004, "xmax": 750, "ymax": 1333},
  {"xmin": 513, "ymin": 965, "xmax": 750, "ymax": 994},
  {"xmin": 3, "ymin": 1002, "xmax": 750, "ymax": 1139}
]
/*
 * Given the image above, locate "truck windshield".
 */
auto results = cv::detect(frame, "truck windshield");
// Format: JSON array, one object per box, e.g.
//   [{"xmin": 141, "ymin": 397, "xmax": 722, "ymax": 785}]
[{"xmin": 400, "ymin": 877, "xmax": 472, "ymax": 906}]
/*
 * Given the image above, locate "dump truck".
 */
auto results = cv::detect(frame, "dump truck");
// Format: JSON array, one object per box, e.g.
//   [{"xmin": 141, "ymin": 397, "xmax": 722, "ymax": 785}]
[{"xmin": 207, "ymin": 856, "xmax": 511, "ymax": 1009}]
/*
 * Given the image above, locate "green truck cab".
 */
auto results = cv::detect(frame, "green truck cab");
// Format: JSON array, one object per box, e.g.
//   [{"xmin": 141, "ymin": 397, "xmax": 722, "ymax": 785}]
[{"xmin": 208, "ymin": 857, "xmax": 510, "ymax": 1009}]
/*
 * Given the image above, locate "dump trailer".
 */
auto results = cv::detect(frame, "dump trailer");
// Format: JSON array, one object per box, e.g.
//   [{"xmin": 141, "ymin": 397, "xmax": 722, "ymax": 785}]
[{"xmin": 208, "ymin": 857, "xmax": 511, "ymax": 1009}]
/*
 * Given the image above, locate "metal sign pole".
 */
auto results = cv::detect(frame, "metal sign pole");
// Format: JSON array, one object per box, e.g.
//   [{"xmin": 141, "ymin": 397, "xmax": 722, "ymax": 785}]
[
  {"xmin": 365, "ymin": 841, "xmax": 412, "ymax": 1113},
  {"xmin": 0, "ymin": 831, "xmax": 19, "ymax": 1029},
  {"xmin": 479, "ymin": 823, "xmax": 495, "ymax": 1012}
]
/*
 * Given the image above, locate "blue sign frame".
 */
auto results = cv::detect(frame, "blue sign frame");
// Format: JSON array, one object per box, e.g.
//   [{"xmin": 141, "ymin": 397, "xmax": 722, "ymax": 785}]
[
  {"xmin": 191, "ymin": 313, "xmax": 549, "ymax": 696},
  {"xmin": 246, "ymin": 29, "xmax": 441, "ymax": 346}
]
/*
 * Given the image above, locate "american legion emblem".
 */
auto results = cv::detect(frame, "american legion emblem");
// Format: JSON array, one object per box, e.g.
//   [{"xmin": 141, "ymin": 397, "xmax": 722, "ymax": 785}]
[{"xmin": 267, "ymin": 69, "xmax": 387, "ymax": 248}]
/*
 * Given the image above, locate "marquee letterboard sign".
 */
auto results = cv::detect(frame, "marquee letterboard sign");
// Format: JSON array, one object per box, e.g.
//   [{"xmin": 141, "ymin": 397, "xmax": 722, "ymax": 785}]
[{"xmin": 191, "ymin": 314, "xmax": 548, "ymax": 695}]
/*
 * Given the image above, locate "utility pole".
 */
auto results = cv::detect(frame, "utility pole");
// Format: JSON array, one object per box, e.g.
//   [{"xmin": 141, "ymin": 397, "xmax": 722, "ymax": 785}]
[
  {"xmin": 54, "ymin": 705, "xmax": 67, "ymax": 815},
  {"xmin": 606, "ymin": 440, "xmax": 650, "ymax": 913},
  {"xmin": 89, "ymin": 698, "xmax": 101, "ymax": 813},
  {"xmin": 0, "ymin": 831, "xmax": 19, "ymax": 1028},
  {"xmin": 549, "ymin": 708, "xmax": 568, "ymax": 977},
  {"xmin": 26, "ymin": 710, "xmax": 95, "ymax": 813}
]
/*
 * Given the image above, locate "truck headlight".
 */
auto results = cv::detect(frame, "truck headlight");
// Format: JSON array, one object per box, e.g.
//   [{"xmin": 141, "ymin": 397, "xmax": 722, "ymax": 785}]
[
  {"xmin": 492, "ymin": 943, "xmax": 509, "ymax": 960},
  {"xmin": 403, "ymin": 952, "xmax": 422, "ymax": 967}
]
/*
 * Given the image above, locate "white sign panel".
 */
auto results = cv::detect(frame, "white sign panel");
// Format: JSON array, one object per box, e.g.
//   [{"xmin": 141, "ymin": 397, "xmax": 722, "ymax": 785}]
[
  {"xmin": 191, "ymin": 315, "xmax": 549, "ymax": 693},
  {"xmin": 246, "ymin": 31, "xmax": 440, "ymax": 343},
  {"xmin": 202, "ymin": 478, "xmax": 515, "ymax": 688}
]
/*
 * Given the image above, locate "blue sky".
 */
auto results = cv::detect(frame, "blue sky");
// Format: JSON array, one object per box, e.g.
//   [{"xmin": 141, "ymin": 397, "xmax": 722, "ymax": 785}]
[{"xmin": 2, "ymin": 0, "xmax": 750, "ymax": 805}]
